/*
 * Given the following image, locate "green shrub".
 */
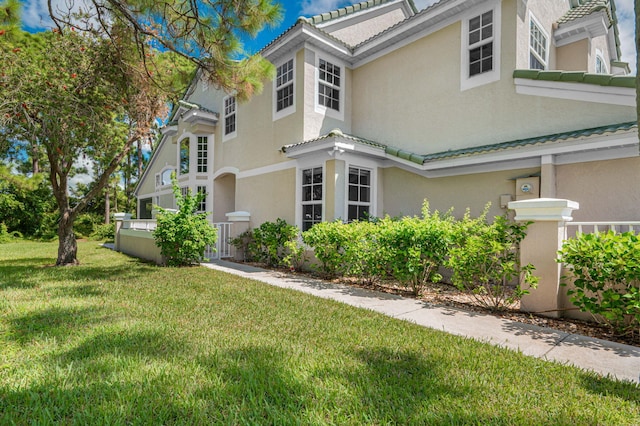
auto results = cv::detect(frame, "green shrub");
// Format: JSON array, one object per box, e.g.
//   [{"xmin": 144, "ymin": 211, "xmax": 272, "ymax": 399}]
[
  {"xmin": 0, "ymin": 222, "xmax": 12, "ymax": 243},
  {"xmin": 559, "ymin": 231, "xmax": 640, "ymax": 337},
  {"xmin": 377, "ymin": 204, "xmax": 452, "ymax": 296},
  {"xmin": 302, "ymin": 220, "xmax": 348, "ymax": 277},
  {"xmin": 248, "ymin": 218, "xmax": 301, "ymax": 268},
  {"xmin": 91, "ymin": 222, "xmax": 115, "ymax": 241},
  {"xmin": 341, "ymin": 220, "xmax": 387, "ymax": 285},
  {"xmin": 230, "ymin": 229, "xmax": 254, "ymax": 262},
  {"xmin": 153, "ymin": 181, "xmax": 217, "ymax": 267},
  {"xmin": 447, "ymin": 213, "xmax": 537, "ymax": 311}
]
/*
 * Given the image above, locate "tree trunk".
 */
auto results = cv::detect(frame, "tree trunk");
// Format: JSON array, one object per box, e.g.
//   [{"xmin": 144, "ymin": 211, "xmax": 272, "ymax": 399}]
[
  {"xmin": 57, "ymin": 208, "xmax": 79, "ymax": 266},
  {"xmin": 105, "ymin": 184, "xmax": 110, "ymax": 224}
]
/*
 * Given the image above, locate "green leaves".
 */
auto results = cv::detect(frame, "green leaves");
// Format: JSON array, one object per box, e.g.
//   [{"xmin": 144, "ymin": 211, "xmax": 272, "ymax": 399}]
[
  {"xmin": 153, "ymin": 180, "xmax": 218, "ymax": 266},
  {"xmin": 559, "ymin": 231, "xmax": 640, "ymax": 337}
]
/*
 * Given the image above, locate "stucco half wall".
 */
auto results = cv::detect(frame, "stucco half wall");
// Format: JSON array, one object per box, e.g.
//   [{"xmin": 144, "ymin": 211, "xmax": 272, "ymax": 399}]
[{"xmin": 382, "ymin": 166, "xmax": 541, "ymax": 219}]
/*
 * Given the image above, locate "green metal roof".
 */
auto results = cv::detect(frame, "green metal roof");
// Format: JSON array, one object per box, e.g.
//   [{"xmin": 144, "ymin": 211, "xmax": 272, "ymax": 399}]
[
  {"xmin": 558, "ymin": 0, "xmax": 611, "ymax": 24},
  {"xmin": 513, "ymin": 69, "xmax": 635, "ymax": 88},
  {"xmin": 284, "ymin": 122, "xmax": 637, "ymax": 165}
]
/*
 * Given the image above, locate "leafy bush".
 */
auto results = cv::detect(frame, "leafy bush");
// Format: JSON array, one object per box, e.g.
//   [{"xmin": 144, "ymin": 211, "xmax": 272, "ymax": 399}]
[
  {"xmin": 447, "ymin": 212, "xmax": 537, "ymax": 311},
  {"xmin": 301, "ymin": 220, "xmax": 348, "ymax": 277},
  {"xmin": 153, "ymin": 181, "xmax": 217, "ymax": 267},
  {"xmin": 0, "ymin": 223, "xmax": 12, "ymax": 243},
  {"xmin": 559, "ymin": 231, "xmax": 640, "ymax": 337},
  {"xmin": 377, "ymin": 204, "xmax": 452, "ymax": 296},
  {"xmin": 248, "ymin": 218, "xmax": 302, "ymax": 268},
  {"xmin": 341, "ymin": 220, "xmax": 387, "ymax": 285},
  {"xmin": 74, "ymin": 213, "xmax": 101, "ymax": 238},
  {"xmin": 91, "ymin": 222, "xmax": 115, "ymax": 241},
  {"xmin": 230, "ymin": 229, "xmax": 254, "ymax": 262}
]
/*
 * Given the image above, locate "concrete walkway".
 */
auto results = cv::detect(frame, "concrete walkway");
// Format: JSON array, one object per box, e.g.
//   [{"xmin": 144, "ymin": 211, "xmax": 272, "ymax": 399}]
[{"xmin": 202, "ymin": 259, "xmax": 640, "ymax": 384}]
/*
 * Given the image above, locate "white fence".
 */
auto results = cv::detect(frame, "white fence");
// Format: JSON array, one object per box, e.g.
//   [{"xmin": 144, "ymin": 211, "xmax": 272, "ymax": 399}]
[{"xmin": 566, "ymin": 221, "xmax": 640, "ymax": 237}]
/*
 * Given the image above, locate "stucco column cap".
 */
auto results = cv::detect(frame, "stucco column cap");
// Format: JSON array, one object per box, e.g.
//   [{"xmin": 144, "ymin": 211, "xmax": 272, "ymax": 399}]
[
  {"xmin": 114, "ymin": 212, "xmax": 132, "ymax": 221},
  {"xmin": 508, "ymin": 198, "xmax": 579, "ymax": 222},
  {"xmin": 226, "ymin": 211, "xmax": 251, "ymax": 222}
]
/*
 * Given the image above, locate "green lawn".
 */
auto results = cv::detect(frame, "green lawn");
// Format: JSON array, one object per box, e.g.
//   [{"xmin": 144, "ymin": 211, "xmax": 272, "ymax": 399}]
[{"xmin": 0, "ymin": 241, "xmax": 638, "ymax": 425}]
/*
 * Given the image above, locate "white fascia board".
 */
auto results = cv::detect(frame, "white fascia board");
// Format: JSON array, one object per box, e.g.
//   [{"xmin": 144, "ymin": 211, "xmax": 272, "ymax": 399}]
[
  {"xmin": 160, "ymin": 125, "xmax": 178, "ymax": 136},
  {"xmin": 181, "ymin": 109, "xmax": 219, "ymax": 124},
  {"xmin": 284, "ymin": 137, "xmax": 387, "ymax": 159},
  {"xmin": 514, "ymin": 78, "xmax": 635, "ymax": 106},
  {"xmin": 554, "ymin": 14, "xmax": 608, "ymax": 47}
]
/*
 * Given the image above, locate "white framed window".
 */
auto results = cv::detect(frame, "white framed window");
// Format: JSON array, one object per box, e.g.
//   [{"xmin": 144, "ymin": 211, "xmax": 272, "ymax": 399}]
[
  {"xmin": 273, "ymin": 57, "xmax": 295, "ymax": 120},
  {"xmin": 301, "ymin": 166, "xmax": 323, "ymax": 231},
  {"xmin": 196, "ymin": 185, "xmax": 207, "ymax": 212},
  {"xmin": 223, "ymin": 95, "xmax": 237, "ymax": 140},
  {"xmin": 595, "ymin": 50, "xmax": 608, "ymax": 74},
  {"xmin": 155, "ymin": 167, "xmax": 174, "ymax": 189},
  {"xmin": 347, "ymin": 167, "xmax": 371, "ymax": 222},
  {"xmin": 529, "ymin": 14, "xmax": 548, "ymax": 70},
  {"xmin": 460, "ymin": 1, "xmax": 501, "ymax": 91},
  {"xmin": 196, "ymin": 136, "xmax": 208, "ymax": 173},
  {"xmin": 179, "ymin": 137, "xmax": 189, "ymax": 175},
  {"xmin": 315, "ymin": 55, "xmax": 344, "ymax": 120},
  {"xmin": 180, "ymin": 186, "xmax": 189, "ymax": 198}
]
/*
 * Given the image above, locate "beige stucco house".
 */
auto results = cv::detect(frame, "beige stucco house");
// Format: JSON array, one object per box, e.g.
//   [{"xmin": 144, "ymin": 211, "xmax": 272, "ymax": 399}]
[{"xmin": 135, "ymin": 0, "xmax": 637, "ymax": 231}]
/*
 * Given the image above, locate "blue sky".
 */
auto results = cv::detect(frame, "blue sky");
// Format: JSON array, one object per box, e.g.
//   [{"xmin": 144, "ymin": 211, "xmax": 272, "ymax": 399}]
[{"xmin": 20, "ymin": 0, "xmax": 637, "ymax": 72}]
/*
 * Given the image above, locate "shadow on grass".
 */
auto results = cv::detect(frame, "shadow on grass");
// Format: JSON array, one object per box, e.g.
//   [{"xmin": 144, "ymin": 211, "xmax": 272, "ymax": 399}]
[
  {"xmin": 7, "ymin": 306, "xmax": 105, "ymax": 345},
  {"xmin": 0, "ymin": 258, "xmax": 56, "ymax": 289}
]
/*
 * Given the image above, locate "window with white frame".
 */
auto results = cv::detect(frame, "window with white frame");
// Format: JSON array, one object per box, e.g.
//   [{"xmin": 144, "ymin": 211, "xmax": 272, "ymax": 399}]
[
  {"xmin": 180, "ymin": 186, "xmax": 189, "ymax": 198},
  {"xmin": 275, "ymin": 58, "xmax": 294, "ymax": 113},
  {"xmin": 461, "ymin": 3, "xmax": 501, "ymax": 91},
  {"xmin": 318, "ymin": 59, "xmax": 341, "ymax": 112},
  {"xmin": 529, "ymin": 16, "xmax": 547, "ymax": 70},
  {"xmin": 301, "ymin": 167, "xmax": 323, "ymax": 231},
  {"xmin": 347, "ymin": 167, "xmax": 371, "ymax": 222},
  {"xmin": 224, "ymin": 96, "xmax": 236, "ymax": 138},
  {"xmin": 196, "ymin": 185, "xmax": 207, "ymax": 212},
  {"xmin": 197, "ymin": 136, "xmax": 208, "ymax": 173},
  {"xmin": 595, "ymin": 53, "xmax": 608, "ymax": 74},
  {"xmin": 179, "ymin": 138, "xmax": 189, "ymax": 175}
]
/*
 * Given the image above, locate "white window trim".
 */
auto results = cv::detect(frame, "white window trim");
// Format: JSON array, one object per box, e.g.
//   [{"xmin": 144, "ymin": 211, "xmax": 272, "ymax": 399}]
[
  {"xmin": 273, "ymin": 56, "xmax": 296, "ymax": 121},
  {"xmin": 196, "ymin": 185, "xmax": 207, "ymax": 213},
  {"xmin": 222, "ymin": 95, "xmax": 237, "ymax": 142},
  {"xmin": 178, "ymin": 135, "xmax": 191, "ymax": 176},
  {"xmin": 529, "ymin": 13, "xmax": 548, "ymax": 70},
  {"xmin": 196, "ymin": 135, "xmax": 209, "ymax": 174},
  {"xmin": 295, "ymin": 163, "xmax": 325, "ymax": 231},
  {"xmin": 344, "ymin": 164, "xmax": 375, "ymax": 222},
  {"xmin": 595, "ymin": 49, "xmax": 608, "ymax": 74},
  {"xmin": 460, "ymin": 0, "xmax": 501, "ymax": 91},
  {"xmin": 314, "ymin": 54, "xmax": 345, "ymax": 121},
  {"xmin": 155, "ymin": 166, "xmax": 175, "ymax": 189}
]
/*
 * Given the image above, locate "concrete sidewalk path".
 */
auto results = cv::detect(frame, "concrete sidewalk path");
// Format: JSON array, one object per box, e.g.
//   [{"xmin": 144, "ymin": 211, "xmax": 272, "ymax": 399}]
[{"xmin": 203, "ymin": 259, "xmax": 640, "ymax": 384}]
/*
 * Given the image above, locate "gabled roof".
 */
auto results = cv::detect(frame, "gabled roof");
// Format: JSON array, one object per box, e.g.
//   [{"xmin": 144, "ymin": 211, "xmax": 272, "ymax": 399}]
[
  {"xmin": 513, "ymin": 69, "xmax": 635, "ymax": 88},
  {"xmin": 282, "ymin": 122, "xmax": 638, "ymax": 166},
  {"xmin": 303, "ymin": 0, "xmax": 418, "ymax": 25}
]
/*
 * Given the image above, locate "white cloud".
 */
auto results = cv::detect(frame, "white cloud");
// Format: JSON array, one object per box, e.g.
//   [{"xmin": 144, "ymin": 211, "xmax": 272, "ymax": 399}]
[
  {"xmin": 615, "ymin": 0, "xmax": 636, "ymax": 74},
  {"xmin": 20, "ymin": 0, "xmax": 54, "ymax": 29},
  {"xmin": 299, "ymin": 0, "xmax": 354, "ymax": 16}
]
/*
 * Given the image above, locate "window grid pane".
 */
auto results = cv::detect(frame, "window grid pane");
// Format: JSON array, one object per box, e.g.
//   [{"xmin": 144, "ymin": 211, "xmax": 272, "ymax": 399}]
[
  {"xmin": 347, "ymin": 167, "xmax": 371, "ymax": 222},
  {"xmin": 318, "ymin": 59, "xmax": 340, "ymax": 112},
  {"xmin": 468, "ymin": 11, "xmax": 493, "ymax": 77},
  {"xmin": 197, "ymin": 136, "xmax": 208, "ymax": 173},
  {"xmin": 224, "ymin": 97, "xmax": 236, "ymax": 136},
  {"xmin": 276, "ymin": 59, "xmax": 294, "ymax": 112},
  {"xmin": 529, "ymin": 19, "xmax": 547, "ymax": 70},
  {"xmin": 302, "ymin": 167, "xmax": 323, "ymax": 231},
  {"xmin": 196, "ymin": 186, "xmax": 207, "ymax": 212}
]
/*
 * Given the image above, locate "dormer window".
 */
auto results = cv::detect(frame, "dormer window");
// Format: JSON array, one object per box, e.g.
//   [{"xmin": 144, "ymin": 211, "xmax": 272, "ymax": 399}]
[{"xmin": 529, "ymin": 15, "xmax": 548, "ymax": 70}]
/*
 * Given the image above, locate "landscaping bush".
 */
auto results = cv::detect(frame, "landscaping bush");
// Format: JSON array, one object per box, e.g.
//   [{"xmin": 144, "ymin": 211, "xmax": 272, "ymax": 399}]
[
  {"xmin": 559, "ymin": 231, "xmax": 640, "ymax": 337},
  {"xmin": 376, "ymin": 204, "xmax": 452, "ymax": 296},
  {"xmin": 91, "ymin": 222, "xmax": 115, "ymax": 241},
  {"xmin": 0, "ymin": 223, "xmax": 12, "ymax": 243},
  {"xmin": 153, "ymin": 181, "xmax": 217, "ymax": 267},
  {"xmin": 341, "ymin": 220, "xmax": 387, "ymax": 285},
  {"xmin": 74, "ymin": 213, "xmax": 102, "ymax": 239},
  {"xmin": 247, "ymin": 218, "xmax": 302, "ymax": 268},
  {"xmin": 301, "ymin": 220, "xmax": 348, "ymax": 277},
  {"xmin": 446, "ymin": 212, "xmax": 537, "ymax": 311}
]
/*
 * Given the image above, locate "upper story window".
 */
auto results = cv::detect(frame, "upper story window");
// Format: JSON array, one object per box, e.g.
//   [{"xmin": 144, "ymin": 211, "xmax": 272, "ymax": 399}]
[
  {"xmin": 273, "ymin": 58, "xmax": 295, "ymax": 120},
  {"xmin": 196, "ymin": 185, "xmax": 207, "ymax": 212},
  {"xmin": 318, "ymin": 59, "xmax": 341, "ymax": 111},
  {"xmin": 301, "ymin": 167, "xmax": 323, "ymax": 231},
  {"xmin": 460, "ymin": 2, "xmax": 501, "ymax": 91},
  {"xmin": 179, "ymin": 138, "xmax": 189, "ymax": 175},
  {"xmin": 468, "ymin": 11, "xmax": 493, "ymax": 76},
  {"xmin": 223, "ymin": 96, "xmax": 236, "ymax": 139},
  {"xmin": 197, "ymin": 136, "xmax": 208, "ymax": 173},
  {"xmin": 529, "ymin": 15, "xmax": 547, "ymax": 70},
  {"xmin": 155, "ymin": 168, "xmax": 174, "ymax": 189},
  {"xmin": 595, "ymin": 51, "xmax": 608, "ymax": 74},
  {"xmin": 347, "ymin": 167, "xmax": 371, "ymax": 222}
]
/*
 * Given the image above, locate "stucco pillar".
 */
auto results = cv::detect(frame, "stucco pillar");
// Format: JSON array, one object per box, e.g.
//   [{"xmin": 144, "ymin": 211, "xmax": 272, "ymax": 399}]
[
  {"xmin": 226, "ymin": 211, "xmax": 251, "ymax": 260},
  {"xmin": 540, "ymin": 155, "xmax": 556, "ymax": 198},
  {"xmin": 508, "ymin": 199, "xmax": 579, "ymax": 318},
  {"xmin": 113, "ymin": 212, "xmax": 132, "ymax": 252}
]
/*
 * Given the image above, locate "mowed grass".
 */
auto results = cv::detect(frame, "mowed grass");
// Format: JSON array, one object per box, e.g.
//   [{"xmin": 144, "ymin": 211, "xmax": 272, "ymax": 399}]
[{"xmin": 0, "ymin": 241, "xmax": 638, "ymax": 425}]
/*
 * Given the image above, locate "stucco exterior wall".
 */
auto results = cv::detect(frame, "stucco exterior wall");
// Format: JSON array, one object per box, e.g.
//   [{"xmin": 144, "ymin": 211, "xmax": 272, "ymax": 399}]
[
  {"xmin": 382, "ymin": 166, "xmax": 541, "ymax": 219},
  {"xmin": 556, "ymin": 156, "xmax": 640, "ymax": 221},
  {"xmin": 556, "ymin": 39, "xmax": 589, "ymax": 71},
  {"xmin": 118, "ymin": 230, "xmax": 164, "ymax": 265},
  {"xmin": 136, "ymin": 135, "xmax": 178, "ymax": 198},
  {"xmin": 235, "ymin": 168, "xmax": 296, "ymax": 226},
  {"xmin": 351, "ymin": 0, "xmax": 634, "ymax": 156}
]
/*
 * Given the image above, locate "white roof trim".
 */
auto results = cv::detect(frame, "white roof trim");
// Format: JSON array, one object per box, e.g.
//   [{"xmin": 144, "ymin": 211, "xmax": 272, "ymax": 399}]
[
  {"xmin": 514, "ymin": 78, "xmax": 635, "ymax": 106},
  {"xmin": 554, "ymin": 13, "xmax": 609, "ymax": 47}
]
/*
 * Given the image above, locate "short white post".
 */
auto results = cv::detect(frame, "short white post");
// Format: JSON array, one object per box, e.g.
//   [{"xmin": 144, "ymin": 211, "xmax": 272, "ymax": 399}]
[
  {"xmin": 113, "ymin": 212, "xmax": 132, "ymax": 252},
  {"xmin": 508, "ymin": 199, "xmax": 579, "ymax": 318}
]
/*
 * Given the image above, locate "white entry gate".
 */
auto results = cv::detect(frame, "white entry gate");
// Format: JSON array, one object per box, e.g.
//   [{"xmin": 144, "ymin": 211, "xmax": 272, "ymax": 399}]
[{"xmin": 203, "ymin": 222, "xmax": 233, "ymax": 261}]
